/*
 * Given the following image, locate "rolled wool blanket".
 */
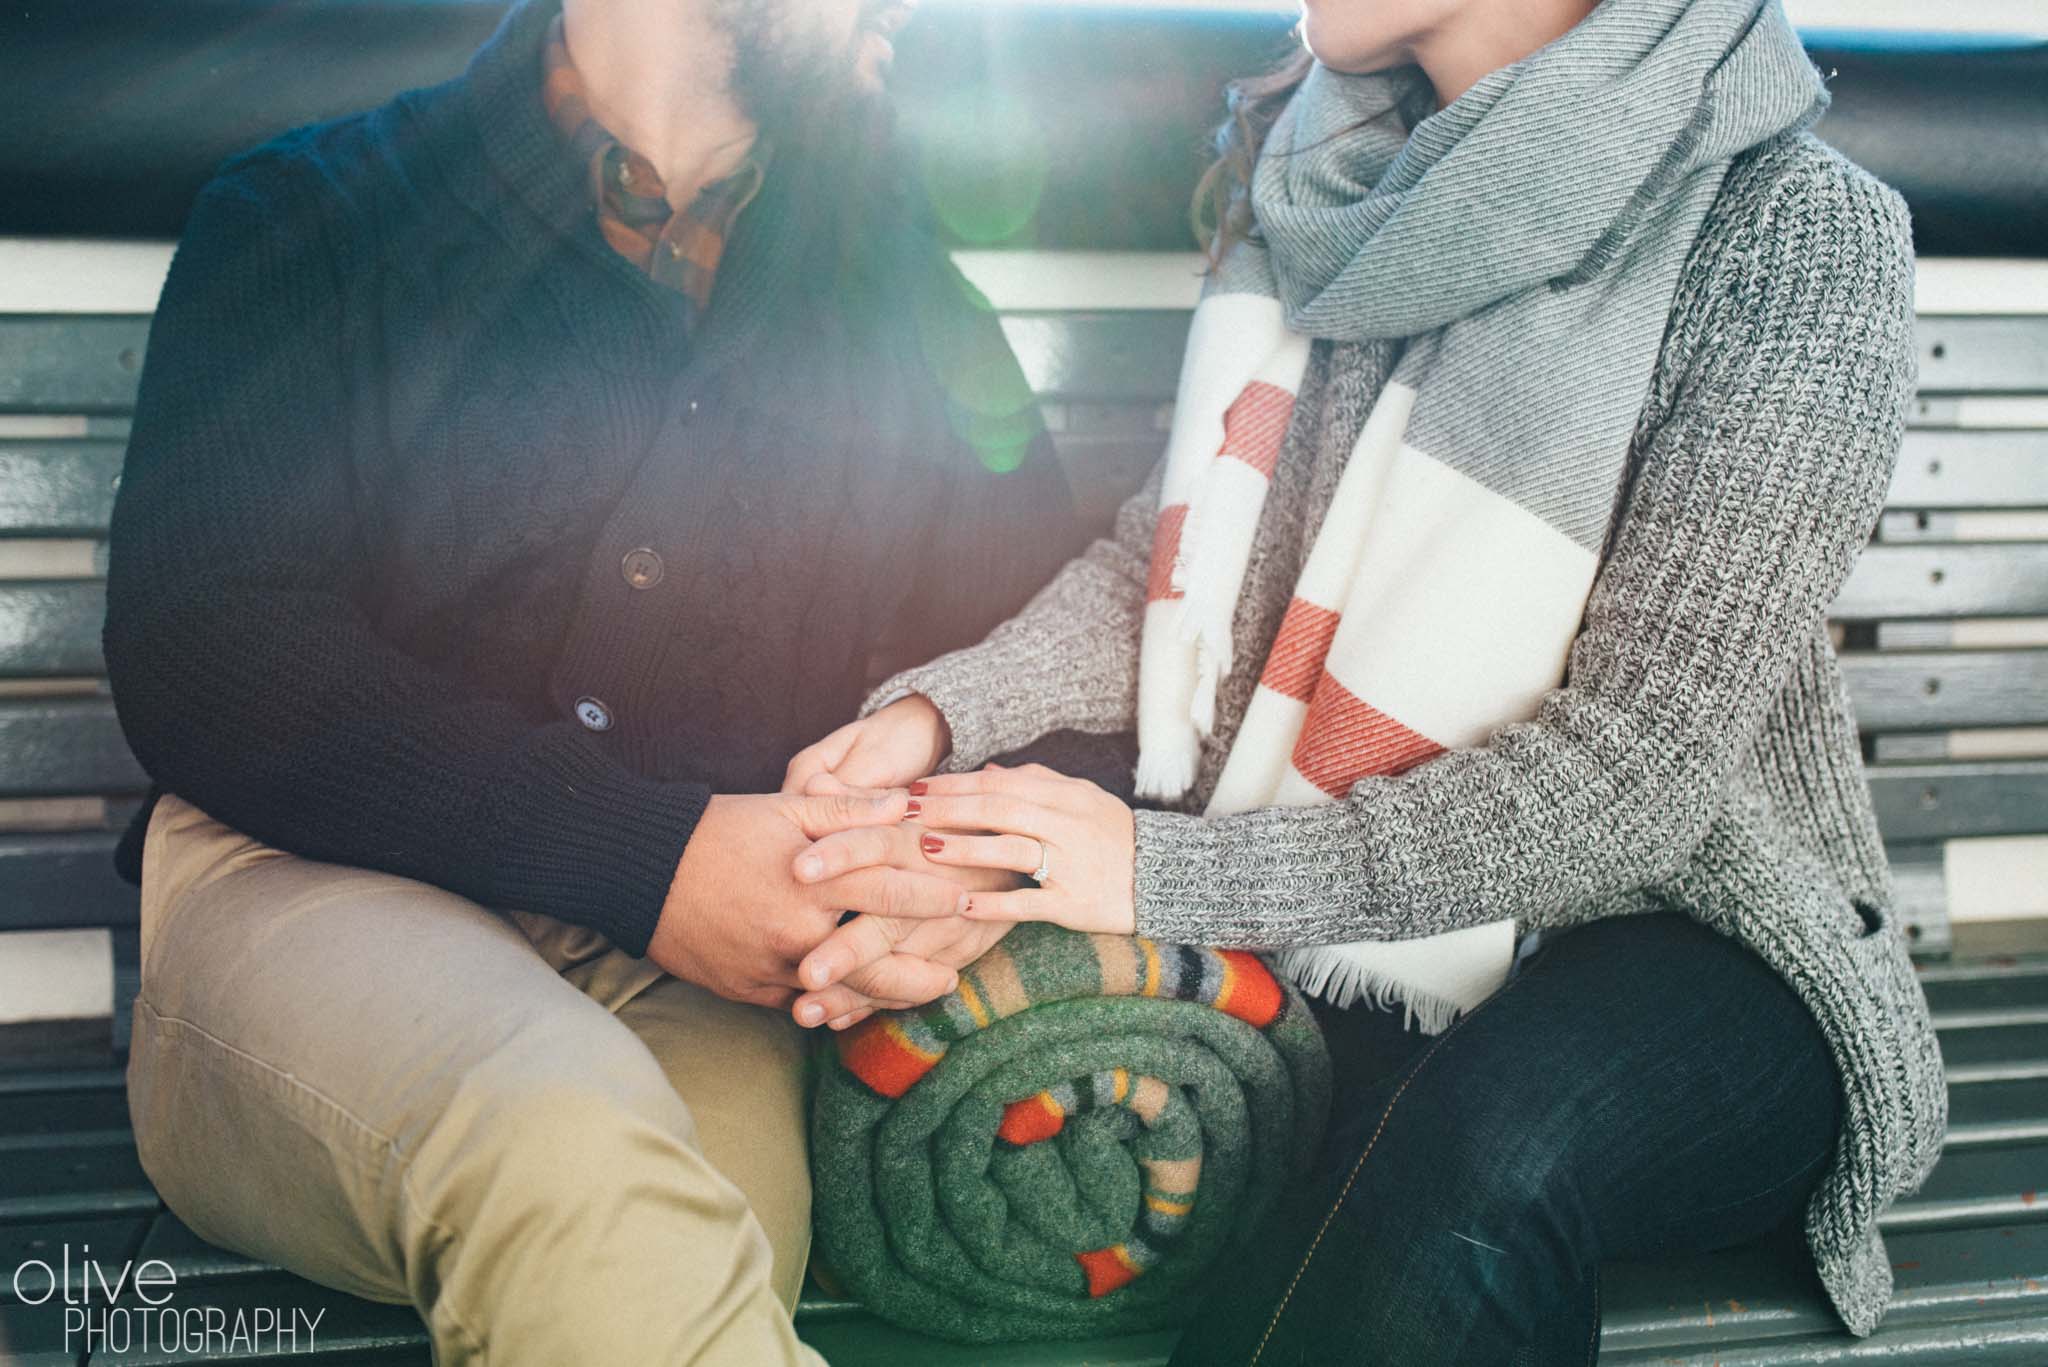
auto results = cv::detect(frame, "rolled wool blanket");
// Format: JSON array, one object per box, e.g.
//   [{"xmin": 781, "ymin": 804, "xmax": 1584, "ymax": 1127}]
[{"xmin": 809, "ymin": 921, "xmax": 1332, "ymax": 1342}]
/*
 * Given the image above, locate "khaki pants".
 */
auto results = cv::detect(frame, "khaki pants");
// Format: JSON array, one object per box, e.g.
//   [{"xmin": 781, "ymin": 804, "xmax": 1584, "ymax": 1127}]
[{"xmin": 127, "ymin": 791, "xmax": 827, "ymax": 1366}]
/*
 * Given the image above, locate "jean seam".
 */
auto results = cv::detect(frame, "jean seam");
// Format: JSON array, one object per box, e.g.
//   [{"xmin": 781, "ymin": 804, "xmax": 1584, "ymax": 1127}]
[{"xmin": 1248, "ymin": 970, "xmax": 1533, "ymax": 1366}]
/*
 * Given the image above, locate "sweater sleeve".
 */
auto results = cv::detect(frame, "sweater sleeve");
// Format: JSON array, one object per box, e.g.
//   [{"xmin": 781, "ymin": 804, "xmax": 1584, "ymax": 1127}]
[
  {"xmin": 862, "ymin": 457, "xmax": 1162, "ymax": 772},
  {"xmin": 1130, "ymin": 156, "xmax": 1917, "ymax": 947},
  {"xmin": 102, "ymin": 156, "xmax": 706, "ymax": 956}
]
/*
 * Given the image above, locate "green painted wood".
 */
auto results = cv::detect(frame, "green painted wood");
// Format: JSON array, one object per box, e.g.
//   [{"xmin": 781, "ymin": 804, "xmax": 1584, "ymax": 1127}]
[
  {"xmin": 0, "ymin": 1298, "xmax": 79, "ymax": 1366},
  {"xmin": 1600, "ymin": 1222, "xmax": 2048, "ymax": 1361},
  {"xmin": 1922, "ymin": 962, "xmax": 2048, "ymax": 1027},
  {"xmin": 1916, "ymin": 316, "xmax": 2048, "ymax": 396},
  {"xmin": 0, "ymin": 316, "xmax": 151, "ymax": 416},
  {"xmin": 1889, "ymin": 429, "xmax": 2048, "ymax": 509},
  {"xmin": 1867, "ymin": 762, "xmax": 2048, "ymax": 843},
  {"xmin": 0, "ymin": 1067, "xmax": 125, "ymax": 1097},
  {"xmin": 0, "ymin": 1215, "xmax": 150, "ymax": 1304},
  {"xmin": 999, "ymin": 311, "xmax": 2048, "ymax": 406},
  {"xmin": 1840, "ymin": 650, "xmax": 2048, "ymax": 731},
  {"xmin": 999, "ymin": 312, "xmax": 1187, "ymax": 402},
  {"xmin": 0, "ymin": 1087, "xmax": 131, "ymax": 1150},
  {"xmin": 0, "ymin": 698, "xmax": 147, "ymax": 799},
  {"xmin": 1939, "ymin": 1022, "xmax": 2048, "ymax": 1084},
  {"xmin": 1947, "ymin": 1077, "xmax": 2048, "ymax": 1148},
  {"xmin": 800, "ymin": 1317, "xmax": 1176, "ymax": 1366},
  {"xmin": 0, "ymin": 1138, "xmax": 156, "ymax": 1224},
  {"xmin": 1879, "ymin": 1142, "xmax": 2048, "ymax": 1233},
  {"xmin": 0, "ymin": 581, "xmax": 106, "ymax": 677},
  {"xmin": 1604, "ymin": 1319, "xmax": 2048, "ymax": 1364},
  {"xmin": 0, "ymin": 833, "xmax": 136, "ymax": 933},
  {"xmin": 0, "ymin": 439, "xmax": 125, "ymax": 535},
  {"xmin": 1833, "ymin": 545, "xmax": 2048, "ymax": 621}
]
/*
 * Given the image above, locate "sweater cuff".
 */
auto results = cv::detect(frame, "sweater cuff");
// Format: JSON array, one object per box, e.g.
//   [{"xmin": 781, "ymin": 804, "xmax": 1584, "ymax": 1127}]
[
  {"xmin": 1130, "ymin": 808, "xmax": 1233, "ymax": 944},
  {"xmin": 862, "ymin": 653, "xmax": 1010, "ymax": 774},
  {"xmin": 493, "ymin": 731, "xmax": 712, "ymax": 958}
]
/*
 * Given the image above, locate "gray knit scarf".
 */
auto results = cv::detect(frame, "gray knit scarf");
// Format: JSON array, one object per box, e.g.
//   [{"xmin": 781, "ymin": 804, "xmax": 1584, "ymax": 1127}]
[{"xmin": 1137, "ymin": 0, "xmax": 1829, "ymax": 1022}]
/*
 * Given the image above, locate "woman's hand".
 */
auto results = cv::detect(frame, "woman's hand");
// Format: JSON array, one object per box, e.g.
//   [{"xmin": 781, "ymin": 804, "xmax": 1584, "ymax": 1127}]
[
  {"xmin": 916, "ymin": 763, "xmax": 1138, "ymax": 935},
  {"xmin": 782, "ymin": 694, "xmax": 951, "ymax": 796}
]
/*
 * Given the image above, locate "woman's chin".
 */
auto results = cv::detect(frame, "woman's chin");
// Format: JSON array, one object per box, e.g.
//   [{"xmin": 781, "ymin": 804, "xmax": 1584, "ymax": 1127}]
[{"xmin": 1299, "ymin": 18, "xmax": 1407, "ymax": 76}]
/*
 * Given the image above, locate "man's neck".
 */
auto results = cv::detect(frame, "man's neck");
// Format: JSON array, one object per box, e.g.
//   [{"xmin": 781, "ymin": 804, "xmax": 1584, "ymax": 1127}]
[{"xmin": 560, "ymin": 0, "xmax": 758, "ymax": 209}]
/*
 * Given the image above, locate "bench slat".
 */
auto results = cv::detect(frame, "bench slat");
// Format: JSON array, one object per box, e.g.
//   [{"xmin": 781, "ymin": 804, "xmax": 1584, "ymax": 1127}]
[
  {"xmin": 0, "ymin": 830, "xmax": 138, "ymax": 931},
  {"xmin": 0, "ymin": 316, "xmax": 151, "ymax": 415},
  {"xmin": 1879, "ymin": 1141, "xmax": 2048, "ymax": 1233},
  {"xmin": 0, "ymin": 697, "xmax": 147, "ymax": 798},
  {"xmin": 0, "ymin": 579, "xmax": 106, "ymax": 676},
  {"xmin": 1834, "ymin": 545, "xmax": 2048, "ymax": 620},
  {"xmin": 1867, "ymin": 761, "xmax": 2048, "ymax": 843},
  {"xmin": 1890, "ymin": 429, "xmax": 2048, "ymax": 509},
  {"xmin": 0, "ymin": 1137, "xmax": 156, "ymax": 1223},
  {"xmin": 1917, "ymin": 316, "xmax": 2048, "ymax": 395},
  {"xmin": 1000, "ymin": 313, "xmax": 1186, "ymax": 403},
  {"xmin": 0, "ymin": 439, "xmax": 125, "ymax": 534},
  {"xmin": 1840, "ymin": 649, "xmax": 2048, "ymax": 731}
]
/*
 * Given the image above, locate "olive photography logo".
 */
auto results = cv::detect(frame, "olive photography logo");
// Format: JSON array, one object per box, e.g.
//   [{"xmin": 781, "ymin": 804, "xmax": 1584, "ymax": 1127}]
[{"xmin": 11, "ymin": 1242, "xmax": 325, "ymax": 1356}]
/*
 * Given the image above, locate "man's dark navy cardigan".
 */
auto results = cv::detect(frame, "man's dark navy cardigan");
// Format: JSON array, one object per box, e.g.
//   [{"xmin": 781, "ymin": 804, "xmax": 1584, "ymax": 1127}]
[{"xmin": 101, "ymin": 0, "xmax": 1084, "ymax": 956}]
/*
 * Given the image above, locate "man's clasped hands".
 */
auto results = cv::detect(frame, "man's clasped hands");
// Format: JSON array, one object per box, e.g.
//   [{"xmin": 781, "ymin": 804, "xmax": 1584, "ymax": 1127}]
[{"xmin": 645, "ymin": 695, "xmax": 1139, "ymax": 1032}]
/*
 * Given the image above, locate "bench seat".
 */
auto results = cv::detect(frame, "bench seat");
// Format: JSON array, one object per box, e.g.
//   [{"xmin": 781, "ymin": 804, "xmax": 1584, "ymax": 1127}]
[
  {"xmin": 3, "ymin": 955, "xmax": 2046, "ymax": 1364},
  {"xmin": 2, "ymin": 241, "xmax": 2046, "ymax": 1362}
]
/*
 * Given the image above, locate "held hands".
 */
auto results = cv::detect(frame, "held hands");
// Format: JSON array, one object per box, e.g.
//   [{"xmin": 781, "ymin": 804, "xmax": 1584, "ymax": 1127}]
[
  {"xmin": 649, "ymin": 789, "xmax": 971, "ymax": 1010},
  {"xmin": 751, "ymin": 697, "xmax": 1140, "ymax": 1034}
]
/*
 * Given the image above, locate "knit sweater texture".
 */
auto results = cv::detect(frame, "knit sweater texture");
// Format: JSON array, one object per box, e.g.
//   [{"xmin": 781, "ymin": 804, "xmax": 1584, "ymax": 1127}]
[
  {"xmin": 102, "ymin": 0, "xmax": 1084, "ymax": 956},
  {"xmin": 871, "ymin": 132, "xmax": 1949, "ymax": 1336}
]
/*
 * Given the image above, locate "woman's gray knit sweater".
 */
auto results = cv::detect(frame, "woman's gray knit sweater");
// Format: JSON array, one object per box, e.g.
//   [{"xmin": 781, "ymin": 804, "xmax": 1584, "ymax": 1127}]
[{"xmin": 870, "ymin": 132, "xmax": 1949, "ymax": 1336}]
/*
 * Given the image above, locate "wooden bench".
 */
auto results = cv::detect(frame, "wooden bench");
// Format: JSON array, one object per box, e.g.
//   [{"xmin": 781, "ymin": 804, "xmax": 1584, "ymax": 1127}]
[{"xmin": 1, "ymin": 241, "xmax": 2045, "ymax": 1364}]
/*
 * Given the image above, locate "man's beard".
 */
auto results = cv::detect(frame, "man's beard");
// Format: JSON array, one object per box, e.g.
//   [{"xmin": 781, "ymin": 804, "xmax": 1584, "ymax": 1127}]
[{"xmin": 713, "ymin": 0, "xmax": 893, "ymax": 140}]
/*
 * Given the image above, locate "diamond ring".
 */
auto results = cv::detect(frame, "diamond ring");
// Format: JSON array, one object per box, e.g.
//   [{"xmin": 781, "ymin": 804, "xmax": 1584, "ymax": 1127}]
[{"xmin": 1030, "ymin": 839, "xmax": 1052, "ymax": 887}]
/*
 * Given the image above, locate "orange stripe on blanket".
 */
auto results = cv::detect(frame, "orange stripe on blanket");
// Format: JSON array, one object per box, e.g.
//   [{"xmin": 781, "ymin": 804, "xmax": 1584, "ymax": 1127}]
[
  {"xmin": 1219, "ymin": 382, "xmax": 1294, "ymax": 478},
  {"xmin": 1075, "ymin": 1245, "xmax": 1144, "ymax": 1298},
  {"xmin": 1259, "ymin": 598, "xmax": 1341, "ymax": 702},
  {"xmin": 1146, "ymin": 503, "xmax": 1188, "ymax": 603},
  {"xmin": 1291, "ymin": 674, "xmax": 1446, "ymax": 797},
  {"xmin": 838, "ymin": 1017, "xmax": 943, "ymax": 1100},
  {"xmin": 997, "ymin": 1091, "xmax": 1067, "ymax": 1146},
  {"xmin": 1214, "ymin": 950, "xmax": 1284, "ymax": 1028}
]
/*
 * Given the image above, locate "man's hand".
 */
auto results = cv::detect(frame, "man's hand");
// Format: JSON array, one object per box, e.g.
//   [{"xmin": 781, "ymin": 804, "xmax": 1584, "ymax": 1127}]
[
  {"xmin": 782, "ymin": 821, "xmax": 1025, "ymax": 1030},
  {"xmin": 782, "ymin": 694, "xmax": 950, "ymax": 796},
  {"xmin": 646, "ymin": 790, "xmax": 969, "ymax": 1010},
  {"xmin": 792, "ymin": 912, "xmax": 1016, "ymax": 1032}
]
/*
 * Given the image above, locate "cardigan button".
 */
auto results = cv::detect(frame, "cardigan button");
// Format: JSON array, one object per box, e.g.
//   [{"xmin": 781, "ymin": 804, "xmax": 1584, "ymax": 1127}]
[
  {"xmin": 574, "ymin": 696, "xmax": 614, "ymax": 732},
  {"xmin": 620, "ymin": 547, "xmax": 664, "ymax": 589}
]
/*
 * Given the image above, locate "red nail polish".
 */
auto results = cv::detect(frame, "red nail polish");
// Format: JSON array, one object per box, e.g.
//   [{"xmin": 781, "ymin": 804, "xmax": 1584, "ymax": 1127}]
[
  {"xmin": 905, "ymin": 799, "xmax": 922, "ymax": 819},
  {"xmin": 922, "ymin": 834, "xmax": 944, "ymax": 855},
  {"xmin": 909, "ymin": 781, "xmax": 929, "ymax": 796}
]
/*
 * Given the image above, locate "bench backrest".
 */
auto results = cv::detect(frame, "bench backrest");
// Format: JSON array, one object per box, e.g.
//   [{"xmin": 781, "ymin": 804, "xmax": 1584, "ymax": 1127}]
[{"xmin": 2, "ymin": 244, "xmax": 2045, "ymax": 965}]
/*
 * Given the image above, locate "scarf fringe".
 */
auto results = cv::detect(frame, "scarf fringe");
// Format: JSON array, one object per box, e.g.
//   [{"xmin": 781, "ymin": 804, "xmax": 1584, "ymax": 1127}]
[
  {"xmin": 1273, "ymin": 945, "xmax": 1470, "ymax": 1036},
  {"xmin": 1133, "ymin": 732, "xmax": 1200, "ymax": 802}
]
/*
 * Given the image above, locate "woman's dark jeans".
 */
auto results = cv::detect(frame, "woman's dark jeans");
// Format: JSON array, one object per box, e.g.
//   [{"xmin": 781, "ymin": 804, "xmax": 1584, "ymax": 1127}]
[{"xmin": 1171, "ymin": 912, "xmax": 1843, "ymax": 1366}]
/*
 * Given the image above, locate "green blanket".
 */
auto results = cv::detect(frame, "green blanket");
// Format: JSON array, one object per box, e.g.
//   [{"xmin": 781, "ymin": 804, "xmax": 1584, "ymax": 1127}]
[{"xmin": 809, "ymin": 921, "xmax": 1332, "ymax": 1342}]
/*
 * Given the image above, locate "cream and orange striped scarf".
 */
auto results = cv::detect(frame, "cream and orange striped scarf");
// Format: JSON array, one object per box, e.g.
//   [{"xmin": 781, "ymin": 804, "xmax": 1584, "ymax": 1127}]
[{"xmin": 1135, "ymin": 0, "xmax": 1828, "ymax": 1028}]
